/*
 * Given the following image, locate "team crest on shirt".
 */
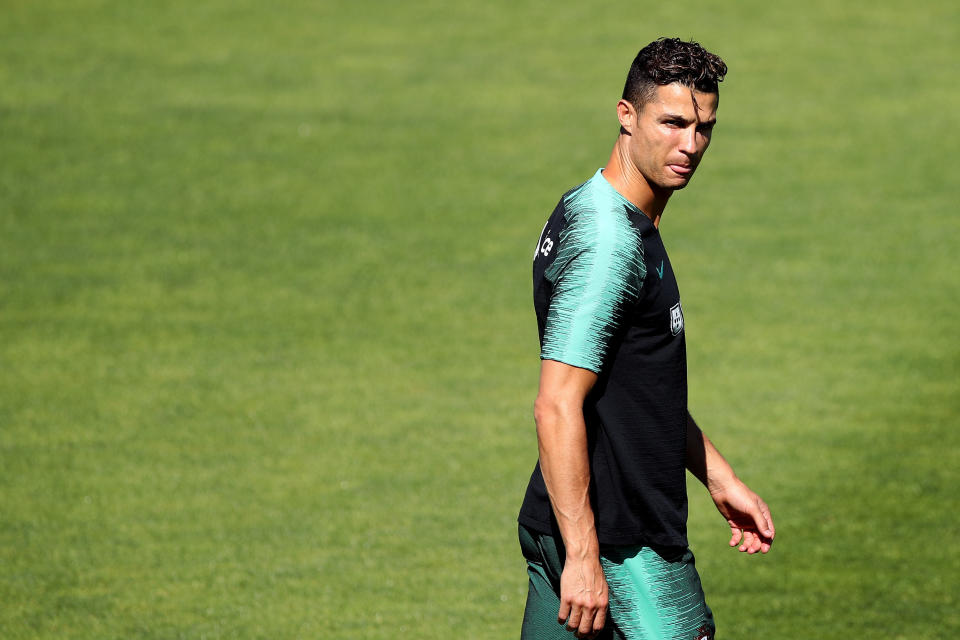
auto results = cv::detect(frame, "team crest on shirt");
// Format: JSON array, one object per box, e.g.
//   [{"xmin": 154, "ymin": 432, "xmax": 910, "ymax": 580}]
[{"xmin": 670, "ymin": 301, "xmax": 684, "ymax": 336}]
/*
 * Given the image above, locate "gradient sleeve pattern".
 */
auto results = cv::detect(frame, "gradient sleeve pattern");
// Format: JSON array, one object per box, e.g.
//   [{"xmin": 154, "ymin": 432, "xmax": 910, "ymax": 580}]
[{"xmin": 540, "ymin": 191, "xmax": 645, "ymax": 374}]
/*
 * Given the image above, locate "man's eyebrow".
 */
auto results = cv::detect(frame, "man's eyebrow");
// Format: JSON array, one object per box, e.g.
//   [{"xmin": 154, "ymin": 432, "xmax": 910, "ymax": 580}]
[
  {"xmin": 660, "ymin": 112, "xmax": 693, "ymax": 123},
  {"xmin": 659, "ymin": 112, "xmax": 716, "ymax": 126}
]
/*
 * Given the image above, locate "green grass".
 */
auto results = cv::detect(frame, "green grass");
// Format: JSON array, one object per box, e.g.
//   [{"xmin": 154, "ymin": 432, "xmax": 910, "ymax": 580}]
[{"xmin": 1, "ymin": 1, "xmax": 958, "ymax": 638}]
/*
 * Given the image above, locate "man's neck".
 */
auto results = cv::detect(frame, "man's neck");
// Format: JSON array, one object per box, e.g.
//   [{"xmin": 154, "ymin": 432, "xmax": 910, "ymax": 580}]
[{"xmin": 602, "ymin": 136, "xmax": 670, "ymax": 227}]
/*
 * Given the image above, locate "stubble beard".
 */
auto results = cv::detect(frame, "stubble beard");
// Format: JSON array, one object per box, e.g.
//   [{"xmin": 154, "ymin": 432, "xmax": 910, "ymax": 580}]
[{"xmin": 653, "ymin": 171, "xmax": 693, "ymax": 193}]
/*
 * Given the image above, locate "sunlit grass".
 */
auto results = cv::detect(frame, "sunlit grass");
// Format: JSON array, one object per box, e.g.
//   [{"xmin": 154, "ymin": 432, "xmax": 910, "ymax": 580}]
[{"xmin": 1, "ymin": 1, "xmax": 957, "ymax": 638}]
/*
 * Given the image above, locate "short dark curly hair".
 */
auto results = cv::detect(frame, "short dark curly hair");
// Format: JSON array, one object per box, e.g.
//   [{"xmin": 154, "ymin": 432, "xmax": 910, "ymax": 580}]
[{"xmin": 622, "ymin": 38, "xmax": 728, "ymax": 109}]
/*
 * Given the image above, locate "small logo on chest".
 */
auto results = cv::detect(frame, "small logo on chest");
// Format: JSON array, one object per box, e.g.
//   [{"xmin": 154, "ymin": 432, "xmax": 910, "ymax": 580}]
[
  {"xmin": 656, "ymin": 260, "xmax": 664, "ymax": 279},
  {"xmin": 669, "ymin": 301, "xmax": 684, "ymax": 336}
]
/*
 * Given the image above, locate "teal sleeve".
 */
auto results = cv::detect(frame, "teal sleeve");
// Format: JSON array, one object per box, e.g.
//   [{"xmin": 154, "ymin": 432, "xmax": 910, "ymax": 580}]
[{"xmin": 541, "ymin": 203, "xmax": 645, "ymax": 374}]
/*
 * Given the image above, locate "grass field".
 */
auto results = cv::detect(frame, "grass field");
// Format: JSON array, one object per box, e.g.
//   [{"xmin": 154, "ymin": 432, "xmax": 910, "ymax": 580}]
[{"xmin": 1, "ymin": 1, "xmax": 958, "ymax": 638}]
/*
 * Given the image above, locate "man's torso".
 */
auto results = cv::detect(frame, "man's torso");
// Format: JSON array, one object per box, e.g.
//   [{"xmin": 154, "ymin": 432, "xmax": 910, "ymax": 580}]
[{"xmin": 519, "ymin": 169, "xmax": 690, "ymax": 547}]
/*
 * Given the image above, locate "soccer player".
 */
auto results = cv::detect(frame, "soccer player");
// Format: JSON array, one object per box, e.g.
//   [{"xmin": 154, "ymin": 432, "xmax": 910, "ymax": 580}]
[{"xmin": 518, "ymin": 38, "xmax": 775, "ymax": 640}]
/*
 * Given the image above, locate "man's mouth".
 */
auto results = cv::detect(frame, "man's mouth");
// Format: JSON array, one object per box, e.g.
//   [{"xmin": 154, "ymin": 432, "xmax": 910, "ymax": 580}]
[{"xmin": 668, "ymin": 164, "xmax": 693, "ymax": 177}]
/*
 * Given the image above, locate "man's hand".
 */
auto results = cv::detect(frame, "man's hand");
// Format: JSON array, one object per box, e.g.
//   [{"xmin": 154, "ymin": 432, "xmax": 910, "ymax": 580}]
[
  {"xmin": 535, "ymin": 360, "xmax": 609, "ymax": 637},
  {"xmin": 558, "ymin": 555, "xmax": 609, "ymax": 639},
  {"xmin": 686, "ymin": 413, "xmax": 775, "ymax": 554},
  {"xmin": 709, "ymin": 479, "xmax": 775, "ymax": 554}
]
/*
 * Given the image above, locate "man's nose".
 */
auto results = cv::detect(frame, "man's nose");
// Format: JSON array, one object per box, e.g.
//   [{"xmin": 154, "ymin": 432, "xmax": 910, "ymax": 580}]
[{"xmin": 678, "ymin": 126, "xmax": 698, "ymax": 155}]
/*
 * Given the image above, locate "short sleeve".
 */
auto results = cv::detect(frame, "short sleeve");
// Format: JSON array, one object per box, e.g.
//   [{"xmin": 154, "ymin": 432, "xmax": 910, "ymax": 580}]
[{"xmin": 540, "ymin": 208, "xmax": 645, "ymax": 373}]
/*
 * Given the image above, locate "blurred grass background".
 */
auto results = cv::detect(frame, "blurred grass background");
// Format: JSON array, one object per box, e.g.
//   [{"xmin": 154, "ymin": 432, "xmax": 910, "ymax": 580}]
[{"xmin": 1, "ymin": 0, "xmax": 958, "ymax": 638}]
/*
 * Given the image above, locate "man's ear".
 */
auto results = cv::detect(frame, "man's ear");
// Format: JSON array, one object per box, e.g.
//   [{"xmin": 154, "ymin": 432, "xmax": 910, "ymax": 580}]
[{"xmin": 616, "ymin": 99, "xmax": 637, "ymax": 133}]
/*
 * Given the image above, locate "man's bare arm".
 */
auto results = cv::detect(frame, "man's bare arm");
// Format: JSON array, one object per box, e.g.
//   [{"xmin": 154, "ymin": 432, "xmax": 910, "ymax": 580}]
[
  {"xmin": 535, "ymin": 359, "xmax": 608, "ymax": 639},
  {"xmin": 686, "ymin": 412, "xmax": 775, "ymax": 554}
]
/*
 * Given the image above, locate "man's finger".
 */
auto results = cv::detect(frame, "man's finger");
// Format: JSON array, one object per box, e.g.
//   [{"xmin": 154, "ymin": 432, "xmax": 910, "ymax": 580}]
[
  {"xmin": 742, "ymin": 530, "xmax": 758, "ymax": 553},
  {"xmin": 744, "ymin": 529, "xmax": 764, "ymax": 553},
  {"xmin": 728, "ymin": 524, "xmax": 742, "ymax": 547},
  {"xmin": 592, "ymin": 602, "xmax": 607, "ymax": 637},
  {"xmin": 760, "ymin": 499, "xmax": 775, "ymax": 539},
  {"xmin": 753, "ymin": 499, "xmax": 774, "ymax": 538},
  {"xmin": 558, "ymin": 601, "xmax": 571, "ymax": 625},
  {"xmin": 565, "ymin": 605, "xmax": 582, "ymax": 632},
  {"xmin": 577, "ymin": 606, "xmax": 595, "ymax": 637}
]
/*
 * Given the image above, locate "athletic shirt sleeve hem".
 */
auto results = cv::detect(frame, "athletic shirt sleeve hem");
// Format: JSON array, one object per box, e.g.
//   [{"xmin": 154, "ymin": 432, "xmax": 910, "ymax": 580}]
[{"xmin": 538, "ymin": 355, "xmax": 603, "ymax": 375}]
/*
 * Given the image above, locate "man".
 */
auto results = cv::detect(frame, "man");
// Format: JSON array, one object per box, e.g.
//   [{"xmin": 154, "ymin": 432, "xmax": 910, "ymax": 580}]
[{"xmin": 518, "ymin": 38, "xmax": 775, "ymax": 640}]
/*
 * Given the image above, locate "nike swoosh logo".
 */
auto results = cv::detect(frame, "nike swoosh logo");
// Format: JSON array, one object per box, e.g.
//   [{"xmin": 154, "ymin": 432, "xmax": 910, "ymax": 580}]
[{"xmin": 656, "ymin": 260, "xmax": 664, "ymax": 279}]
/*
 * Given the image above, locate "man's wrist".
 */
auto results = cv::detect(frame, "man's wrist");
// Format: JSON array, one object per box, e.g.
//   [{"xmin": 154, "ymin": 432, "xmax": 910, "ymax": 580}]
[
  {"xmin": 560, "ymin": 534, "xmax": 599, "ymax": 558},
  {"xmin": 564, "ymin": 543, "xmax": 599, "ymax": 560},
  {"xmin": 706, "ymin": 467, "xmax": 739, "ymax": 496},
  {"xmin": 556, "ymin": 527, "xmax": 600, "ymax": 561}
]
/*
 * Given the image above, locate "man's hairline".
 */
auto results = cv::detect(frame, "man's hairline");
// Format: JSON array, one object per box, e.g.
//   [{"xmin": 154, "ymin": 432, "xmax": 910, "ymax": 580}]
[{"xmin": 629, "ymin": 82, "xmax": 720, "ymax": 117}]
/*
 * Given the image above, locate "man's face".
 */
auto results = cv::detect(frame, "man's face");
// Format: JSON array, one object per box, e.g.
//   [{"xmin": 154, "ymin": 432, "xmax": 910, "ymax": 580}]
[{"xmin": 623, "ymin": 83, "xmax": 718, "ymax": 192}]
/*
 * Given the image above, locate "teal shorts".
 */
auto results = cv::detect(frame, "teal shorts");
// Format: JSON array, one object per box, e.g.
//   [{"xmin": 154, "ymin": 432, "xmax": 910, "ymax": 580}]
[{"xmin": 519, "ymin": 524, "xmax": 714, "ymax": 640}]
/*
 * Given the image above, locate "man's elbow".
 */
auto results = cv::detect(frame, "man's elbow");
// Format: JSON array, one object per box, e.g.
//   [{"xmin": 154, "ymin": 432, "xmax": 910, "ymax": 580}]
[
  {"xmin": 534, "ymin": 392, "xmax": 578, "ymax": 429},
  {"xmin": 533, "ymin": 394, "xmax": 554, "ymax": 427}
]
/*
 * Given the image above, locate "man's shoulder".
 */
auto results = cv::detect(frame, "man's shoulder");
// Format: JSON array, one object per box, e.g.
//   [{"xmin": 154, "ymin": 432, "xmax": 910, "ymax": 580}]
[
  {"xmin": 541, "ymin": 177, "xmax": 591, "ymax": 230},
  {"xmin": 557, "ymin": 171, "xmax": 601, "ymax": 214},
  {"xmin": 559, "ymin": 179, "xmax": 642, "ymax": 255}
]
